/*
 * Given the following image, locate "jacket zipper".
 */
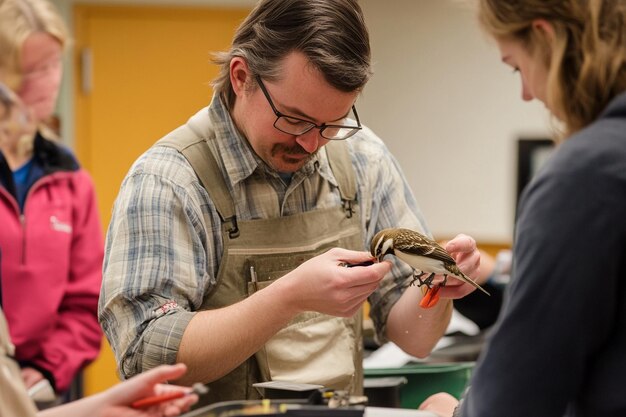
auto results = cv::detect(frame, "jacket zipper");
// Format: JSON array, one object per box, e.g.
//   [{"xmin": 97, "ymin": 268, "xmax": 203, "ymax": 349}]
[
  {"xmin": 20, "ymin": 214, "xmax": 26, "ymax": 264},
  {"xmin": 0, "ymin": 187, "xmax": 23, "ymax": 264},
  {"xmin": 1, "ymin": 173, "xmax": 70, "ymax": 266}
]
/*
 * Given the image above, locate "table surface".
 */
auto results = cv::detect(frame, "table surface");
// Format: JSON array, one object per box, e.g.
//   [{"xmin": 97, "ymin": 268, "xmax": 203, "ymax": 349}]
[{"xmin": 365, "ymin": 407, "xmax": 438, "ymax": 417}]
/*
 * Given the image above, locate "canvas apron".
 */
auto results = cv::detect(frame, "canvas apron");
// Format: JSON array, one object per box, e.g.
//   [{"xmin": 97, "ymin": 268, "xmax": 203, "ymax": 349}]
[
  {"xmin": 157, "ymin": 110, "xmax": 364, "ymax": 404},
  {"xmin": 0, "ymin": 308, "xmax": 38, "ymax": 417}
]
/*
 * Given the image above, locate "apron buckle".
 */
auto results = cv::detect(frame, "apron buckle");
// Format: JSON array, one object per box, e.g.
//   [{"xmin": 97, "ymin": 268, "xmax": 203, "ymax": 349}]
[
  {"xmin": 343, "ymin": 200, "xmax": 354, "ymax": 218},
  {"xmin": 224, "ymin": 216, "xmax": 240, "ymax": 238}
]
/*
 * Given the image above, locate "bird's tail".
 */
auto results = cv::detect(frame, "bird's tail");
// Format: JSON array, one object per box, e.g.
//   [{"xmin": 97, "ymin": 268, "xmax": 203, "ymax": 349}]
[{"xmin": 448, "ymin": 265, "xmax": 490, "ymax": 296}]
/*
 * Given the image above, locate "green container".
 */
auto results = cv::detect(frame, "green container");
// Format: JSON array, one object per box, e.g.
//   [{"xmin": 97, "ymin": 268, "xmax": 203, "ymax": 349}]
[{"xmin": 364, "ymin": 362, "xmax": 474, "ymax": 409}]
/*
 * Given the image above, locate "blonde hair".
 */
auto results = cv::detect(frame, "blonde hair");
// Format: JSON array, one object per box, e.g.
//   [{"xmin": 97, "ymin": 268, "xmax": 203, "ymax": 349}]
[
  {"xmin": 0, "ymin": 0, "xmax": 68, "ymax": 91},
  {"xmin": 0, "ymin": 83, "xmax": 17, "ymax": 121},
  {"xmin": 0, "ymin": 82, "xmax": 35, "ymax": 158},
  {"xmin": 478, "ymin": 0, "xmax": 626, "ymax": 137}
]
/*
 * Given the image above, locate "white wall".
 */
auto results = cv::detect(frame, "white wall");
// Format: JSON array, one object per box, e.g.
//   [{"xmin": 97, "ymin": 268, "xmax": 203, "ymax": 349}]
[
  {"xmin": 360, "ymin": 0, "xmax": 551, "ymax": 242},
  {"xmin": 52, "ymin": 0, "xmax": 552, "ymax": 243}
]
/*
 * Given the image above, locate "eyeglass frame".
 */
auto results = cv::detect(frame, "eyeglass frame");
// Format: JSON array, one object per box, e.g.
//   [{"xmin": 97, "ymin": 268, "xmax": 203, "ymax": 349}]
[{"xmin": 255, "ymin": 75, "xmax": 362, "ymax": 141}]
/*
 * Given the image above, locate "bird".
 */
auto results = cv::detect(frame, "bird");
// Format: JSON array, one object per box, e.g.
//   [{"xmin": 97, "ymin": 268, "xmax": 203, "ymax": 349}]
[{"xmin": 370, "ymin": 228, "xmax": 490, "ymax": 297}]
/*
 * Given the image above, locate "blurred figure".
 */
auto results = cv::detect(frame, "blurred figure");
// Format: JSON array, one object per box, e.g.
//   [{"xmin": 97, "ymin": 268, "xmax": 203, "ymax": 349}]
[
  {"xmin": 2, "ymin": 85, "xmax": 197, "ymax": 417},
  {"xmin": 0, "ymin": 303, "xmax": 197, "ymax": 417},
  {"xmin": 0, "ymin": 0, "xmax": 104, "ymax": 405},
  {"xmin": 419, "ymin": 1, "xmax": 626, "ymax": 416}
]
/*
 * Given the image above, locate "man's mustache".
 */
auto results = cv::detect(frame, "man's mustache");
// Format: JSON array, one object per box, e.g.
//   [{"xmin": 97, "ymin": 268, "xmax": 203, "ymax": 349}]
[{"xmin": 273, "ymin": 143, "xmax": 309, "ymax": 156}]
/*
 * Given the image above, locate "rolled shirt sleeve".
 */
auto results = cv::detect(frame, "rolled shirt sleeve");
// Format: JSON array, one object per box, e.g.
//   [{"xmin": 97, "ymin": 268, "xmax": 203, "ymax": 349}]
[{"xmin": 99, "ymin": 150, "xmax": 216, "ymax": 378}]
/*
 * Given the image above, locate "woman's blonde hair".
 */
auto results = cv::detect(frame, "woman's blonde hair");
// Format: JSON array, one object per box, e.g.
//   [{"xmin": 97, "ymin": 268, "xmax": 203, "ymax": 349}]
[
  {"xmin": 0, "ymin": 82, "xmax": 36, "ymax": 157},
  {"xmin": 478, "ymin": 0, "xmax": 626, "ymax": 137},
  {"xmin": 0, "ymin": 0, "xmax": 68, "ymax": 90}
]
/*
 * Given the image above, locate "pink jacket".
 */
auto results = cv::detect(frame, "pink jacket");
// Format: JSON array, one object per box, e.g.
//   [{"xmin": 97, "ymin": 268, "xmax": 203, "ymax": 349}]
[{"xmin": 0, "ymin": 137, "xmax": 103, "ymax": 393}]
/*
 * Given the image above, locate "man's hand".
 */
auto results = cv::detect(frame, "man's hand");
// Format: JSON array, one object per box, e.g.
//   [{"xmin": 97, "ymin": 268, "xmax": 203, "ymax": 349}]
[
  {"xmin": 437, "ymin": 234, "xmax": 481, "ymax": 300},
  {"xmin": 279, "ymin": 248, "xmax": 391, "ymax": 317}
]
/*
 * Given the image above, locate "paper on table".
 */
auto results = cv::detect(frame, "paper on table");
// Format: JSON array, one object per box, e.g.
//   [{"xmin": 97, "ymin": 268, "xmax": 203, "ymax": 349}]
[
  {"xmin": 363, "ymin": 309, "xmax": 480, "ymax": 369},
  {"xmin": 446, "ymin": 308, "xmax": 480, "ymax": 336},
  {"xmin": 363, "ymin": 341, "xmax": 419, "ymax": 369},
  {"xmin": 365, "ymin": 406, "xmax": 439, "ymax": 417}
]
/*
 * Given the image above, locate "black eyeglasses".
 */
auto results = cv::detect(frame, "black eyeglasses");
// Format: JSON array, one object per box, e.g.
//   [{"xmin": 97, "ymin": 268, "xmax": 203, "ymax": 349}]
[{"xmin": 255, "ymin": 76, "xmax": 362, "ymax": 141}]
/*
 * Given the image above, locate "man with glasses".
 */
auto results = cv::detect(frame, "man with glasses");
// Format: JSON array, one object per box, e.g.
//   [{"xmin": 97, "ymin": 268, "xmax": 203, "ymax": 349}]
[
  {"xmin": 254, "ymin": 75, "xmax": 362, "ymax": 142},
  {"xmin": 100, "ymin": 0, "xmax": 481, "ymax": 405}
]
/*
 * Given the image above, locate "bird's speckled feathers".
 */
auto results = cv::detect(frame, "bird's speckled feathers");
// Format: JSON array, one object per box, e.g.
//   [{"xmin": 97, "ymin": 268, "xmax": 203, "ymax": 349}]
[
  {"xmin": 370, "ymin": 227, "xmax": 489, "ymax": 295},
  {"xmin": 385, "ymin": 229, "xmax": 455, "ymax": 265}
]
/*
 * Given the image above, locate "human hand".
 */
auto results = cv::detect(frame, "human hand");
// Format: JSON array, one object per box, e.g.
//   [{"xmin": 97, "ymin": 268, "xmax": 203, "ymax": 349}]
[
  {"xmin": 97, "ymin": 364, "xmax": 198, "ymax": 417},
  {"xmin": 280, "ymin": 248, "xmax": 391, "ymax": 317},
  {"xmin": 21, "ymin": 367, "xmax": 45, "ymax": 389},
  {"xmin": 418, "ymin": 392, "xmax": 459, "ymax": 417},
  {"xmin": 436, "ymin": 234, "xmax": 481, "ymax": 300}
]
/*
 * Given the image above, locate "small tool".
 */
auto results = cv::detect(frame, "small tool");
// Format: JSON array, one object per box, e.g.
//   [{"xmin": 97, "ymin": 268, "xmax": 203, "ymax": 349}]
[
  {"xmin": 250, "ymin": 265, "xmax": 259, "ymax": 291},
  {"xmin": 131, "ymin": 382, "xmax": 208, "ymax": 408},
  {"xmin": 339, "ymin": 260, "xmax": 375, "ymax": 268},
  {"xmin": 420, "ymin": 285, "xmax": 442, "ymax": 309}
]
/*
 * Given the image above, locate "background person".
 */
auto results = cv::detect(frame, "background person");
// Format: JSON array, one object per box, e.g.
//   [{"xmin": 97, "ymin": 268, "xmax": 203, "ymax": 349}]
[
  {"xmin": 1, "ymin": 306, "xmax": 197, "ymax": 417},
  {"xmin": 0, "ymin": 0, "xmax": 104, "ymax": 403},
  {"xmin": 99, "ymin": 0, "xmax": 482, "ymax": 405},
  {"xmin": 419, "ymin": 0, "xmax": 626, "ymax": 416},
  {"xmin": 0, "ymin": 83, "xmax": 197, "ymax": 417}
]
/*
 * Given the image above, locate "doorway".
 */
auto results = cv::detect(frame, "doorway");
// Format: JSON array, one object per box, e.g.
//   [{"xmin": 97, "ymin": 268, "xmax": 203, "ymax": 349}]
[{"xmin": 73, "ymin": 4, "xmax": 250, "ymax": 394}]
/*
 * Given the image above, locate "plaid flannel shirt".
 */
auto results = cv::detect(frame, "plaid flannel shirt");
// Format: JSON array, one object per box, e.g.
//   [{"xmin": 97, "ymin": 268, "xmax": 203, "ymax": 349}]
[{"xmin": 99, "ymin": 96, "xmax": 430, "ymax": 378}]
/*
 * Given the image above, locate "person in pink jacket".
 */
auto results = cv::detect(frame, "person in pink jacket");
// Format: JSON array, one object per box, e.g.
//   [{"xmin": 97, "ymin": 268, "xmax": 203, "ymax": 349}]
[{"xmin": 0, "ymin": 0, "xmax": 103, "ymax": 403}]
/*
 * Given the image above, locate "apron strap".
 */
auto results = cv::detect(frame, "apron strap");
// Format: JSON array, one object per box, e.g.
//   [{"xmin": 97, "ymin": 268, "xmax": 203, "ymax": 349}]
[
  {"xmin": 155, "ymin": 109, "xmax": 358, "ymax": 232},
  {"xmin": 155, "ymin": 109, "xmax": 239, "ymax": 238},
  {"xmin": 325, "ymin": 141, "xmax": 357, "ymax": 218}
]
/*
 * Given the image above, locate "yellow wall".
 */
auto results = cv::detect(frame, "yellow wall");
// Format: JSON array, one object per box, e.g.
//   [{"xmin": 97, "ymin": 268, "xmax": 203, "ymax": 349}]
[{"xmin": 73, "ymin": 4, "xmax": 250, "ymax": 395}]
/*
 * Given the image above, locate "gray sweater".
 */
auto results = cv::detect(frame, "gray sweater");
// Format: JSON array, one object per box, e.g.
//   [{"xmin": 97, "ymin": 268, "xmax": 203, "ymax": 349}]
[{"xmin": 461, "ymin": 92, "xmax": 626, "ymax": 417}]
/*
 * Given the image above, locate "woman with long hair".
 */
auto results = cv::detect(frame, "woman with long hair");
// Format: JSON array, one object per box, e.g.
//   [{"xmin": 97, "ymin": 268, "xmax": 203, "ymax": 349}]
[{"xmin": 420, "ymin": 1, "xmax": 626, "ymax": 416}]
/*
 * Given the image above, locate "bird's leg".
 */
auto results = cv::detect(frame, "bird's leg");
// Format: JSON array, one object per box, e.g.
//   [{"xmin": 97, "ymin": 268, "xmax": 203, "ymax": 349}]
[
  {"xmin": 412, "ymin": 272, "xmax": 437, "ymax": 289},
  {"xmin": 423, "ymin": 273, "xmax": 436, "ymax": 289},
  {"xmin": 440, "ymin": 275, "xmax": 449, "ymax": 288},
  {"xmin": 410, "ymin": 270, "xmax": 426, "ymax": 287}
]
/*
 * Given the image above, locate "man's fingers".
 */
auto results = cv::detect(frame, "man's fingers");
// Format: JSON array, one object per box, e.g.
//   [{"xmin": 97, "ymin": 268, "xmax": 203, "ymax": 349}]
[
  {"xmin": 445, "ymin": 234, "xmax": 476, "ymax": 253},
  {"xmin": 334, "ymin": 249, "xmax": 376, "ymax": 266},
  {"xmin": 342, "ymin": 261, "xmax": 391, "ymax": 287}
]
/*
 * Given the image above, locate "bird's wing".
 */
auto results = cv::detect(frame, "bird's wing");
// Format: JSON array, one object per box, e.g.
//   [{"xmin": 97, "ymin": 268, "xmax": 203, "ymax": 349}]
[{"xmin": 395, "ymin": 229, "xmax": 456, "ymax": 264}]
